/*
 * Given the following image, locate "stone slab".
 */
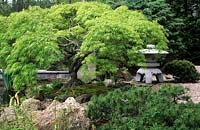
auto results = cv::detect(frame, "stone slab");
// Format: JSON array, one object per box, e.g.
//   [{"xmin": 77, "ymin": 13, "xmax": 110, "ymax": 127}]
[
  {"xmin": 0, "ymin": 70, "xmax": 70, "ymax": 80},
  {"xmin": 135, "ymin": 68, "xmax": 163, "ymax": 84},
  {"xmin": 195, "ymin": 66, "xmax": 200, "ymax": 73}
]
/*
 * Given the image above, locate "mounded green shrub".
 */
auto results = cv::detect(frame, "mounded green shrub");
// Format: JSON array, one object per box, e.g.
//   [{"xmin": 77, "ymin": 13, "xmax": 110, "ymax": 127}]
[
  {"xmin": 163, "ymin": 60, "xmax": 199, "ymax": 82},
  {"xmin": 87, "ymin": 84, "xmax": 200, "ymax": 130}
]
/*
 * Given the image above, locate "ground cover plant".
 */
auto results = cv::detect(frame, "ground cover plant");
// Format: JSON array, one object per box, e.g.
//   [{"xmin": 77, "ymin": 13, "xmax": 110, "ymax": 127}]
[
  {"xmin": 87, "ymin": 84, "xmax": 200, "ymax": 130},
  {"xmin": 25, "ymin": 82, "xmax": 112, "ymax": 101}
]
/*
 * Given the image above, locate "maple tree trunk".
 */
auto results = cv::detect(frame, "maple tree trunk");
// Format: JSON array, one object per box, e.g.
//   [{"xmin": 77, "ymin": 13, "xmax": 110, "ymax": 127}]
[{"xmin": 67, "ymin": 59, "xmax": 83, "ymax": 87}]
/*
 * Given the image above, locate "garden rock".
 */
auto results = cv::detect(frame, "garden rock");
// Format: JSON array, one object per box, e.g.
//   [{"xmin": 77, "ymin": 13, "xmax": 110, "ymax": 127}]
[
  {"xmin": 20, "ymin": 98, "xmax": 43, "ymax": 113},
  {"xmin": 104, "ymin": 79, "xmax": 115, "ymax": 87},
  {"xmin": 0, "ymin": 107, "xmax": 16, "ymax": 122},
  {"xmin": 164, "ymin": 74, "xmax": 174, "ymax": 81},
  {"xmin": 75, "ymin": 94, "xmax": 91, "ymax": 103},
  {"xmin": 31, "ymin": 97, "xmax": 90, "ymax": 130},
  {"xmin": 195, "ymin": 66, "xmax": 200, "ymax": 73},
  {"xmin": 121, "ymin": 70, "xmax": 133, "ymax": 81}
]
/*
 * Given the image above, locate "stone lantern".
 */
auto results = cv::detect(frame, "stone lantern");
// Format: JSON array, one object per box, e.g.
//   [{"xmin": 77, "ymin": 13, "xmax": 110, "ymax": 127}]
[{"xmin": 135, "ymin": 44, "xmax": 168, "ymax": 83}]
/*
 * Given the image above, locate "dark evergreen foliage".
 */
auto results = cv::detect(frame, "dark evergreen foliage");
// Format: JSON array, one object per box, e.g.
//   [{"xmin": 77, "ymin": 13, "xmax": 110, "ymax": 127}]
[
  {"xmin": 0, "ymin": 0, "xmax": 83, "ymax": 16},
  {"xmin": 87, "ymin": 84, "xmax": 200, "ymax": 130},
  {"xmin": 163, "ymin": 60, "xmax": 199, "ymax": 82}
]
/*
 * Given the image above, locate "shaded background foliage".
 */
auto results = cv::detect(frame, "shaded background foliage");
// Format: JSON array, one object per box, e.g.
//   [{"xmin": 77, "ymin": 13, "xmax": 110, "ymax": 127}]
[{"xmin": 0, "ymin": 0, "xmax": 81, "ymax": 15}]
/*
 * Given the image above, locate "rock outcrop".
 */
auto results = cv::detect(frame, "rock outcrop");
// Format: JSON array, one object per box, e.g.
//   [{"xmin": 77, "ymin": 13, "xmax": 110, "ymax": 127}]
[
  {"xmin": 32, "ymin": 97, "xmax": 90, "ymax": 130},
  {"xmin": 0, "ymin": 97, "xmax": 90, "ymax": 130},
  {"xmin": 20, "ymin": 98, "xmax": 42, "ymax": 112}
]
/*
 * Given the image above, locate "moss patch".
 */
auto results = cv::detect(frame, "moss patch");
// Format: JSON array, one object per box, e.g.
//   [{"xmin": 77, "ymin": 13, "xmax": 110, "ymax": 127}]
[{"xmin": 55, "ymin": 84, "xmax": 113, "ymax": 101}]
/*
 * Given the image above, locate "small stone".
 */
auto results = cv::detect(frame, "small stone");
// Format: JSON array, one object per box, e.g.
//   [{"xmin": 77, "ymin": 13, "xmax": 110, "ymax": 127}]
[
  {"xmin": 75, "ymin": 94, "xmax": 91, "ymax": 103},
  {"xmin": 121, "ymin": 70, "xmax": 133, "ymax": 81},
  {"xmin": 104, "ymin": 79, "xmax": 114, "ymax": 87}
]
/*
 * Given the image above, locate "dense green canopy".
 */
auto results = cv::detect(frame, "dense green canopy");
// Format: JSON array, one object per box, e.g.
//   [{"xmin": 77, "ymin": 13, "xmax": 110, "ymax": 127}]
[
  {"xmin": 0, "ymin": 2, "xmax": 168, "ymax": 91},
  {"xmin": 79, "ymin": 6, "xmax": 168, "ymax": 75}
]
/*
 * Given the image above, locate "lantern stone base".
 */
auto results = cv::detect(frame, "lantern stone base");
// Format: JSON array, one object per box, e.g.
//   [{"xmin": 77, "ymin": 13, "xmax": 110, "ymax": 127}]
[{"xmin": 135, "ymin": 68, "xmax": 163, "ymax": 84}]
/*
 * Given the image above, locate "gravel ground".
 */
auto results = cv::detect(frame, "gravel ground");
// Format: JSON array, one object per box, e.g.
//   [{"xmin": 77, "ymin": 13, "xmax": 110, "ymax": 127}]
[
  {"xmin": 178, "ymin": 66, "xmax": 200, "ymax": 103},
  {"xmin": 151, "ymin": 66, "xmax": 200, "ymax": 103},
  {"xmin": 179, "ymin": 83, "xmax": 200, "ymax": 103}
]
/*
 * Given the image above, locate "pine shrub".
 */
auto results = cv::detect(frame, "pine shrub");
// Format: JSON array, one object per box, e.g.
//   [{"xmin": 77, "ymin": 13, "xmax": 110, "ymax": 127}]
[{"xmin": 87, "ymin": 84, "xmax": 200, "ymax": 130}]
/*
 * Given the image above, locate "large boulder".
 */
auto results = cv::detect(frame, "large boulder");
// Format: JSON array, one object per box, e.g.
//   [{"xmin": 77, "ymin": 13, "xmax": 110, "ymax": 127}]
[
  {"xmin": 0, "ymin": 98, "xmax": 42, "ymax": 123},
  {"xmin": 31, "ymin": 97, "xmax": 90, "ymax": 130}
]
